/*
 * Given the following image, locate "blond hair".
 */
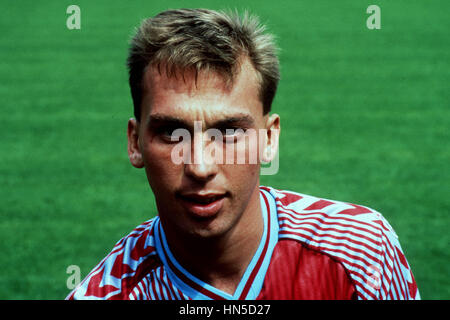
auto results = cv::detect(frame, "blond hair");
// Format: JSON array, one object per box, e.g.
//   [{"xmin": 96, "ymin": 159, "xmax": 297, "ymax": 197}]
[{"xmin": 127, "ymin": 8, "xmax": 280, "ymax": 120}]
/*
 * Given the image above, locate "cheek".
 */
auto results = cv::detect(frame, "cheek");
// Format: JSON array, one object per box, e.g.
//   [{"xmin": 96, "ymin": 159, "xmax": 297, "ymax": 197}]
[
  {"xmin": 141, "ymin": 142, "xmax": 181, "ymax": 187},
  {"xmin": 222, "ymin": 133, "xmax": 262, "ymax": 165},
  {"xmin": 225, "ymin": 163, "xmax": 260, "ymax": 194},
  {"xmin": 240, "ymin": 131, "xmax": 263, "ymax": 164},
  {"xmin": 224, "ymin": 164, "xmax": 260, "ymax": 217},
  {"xmin": 222, "ymin": 136, "xmax": 261, "ymax": 192}
]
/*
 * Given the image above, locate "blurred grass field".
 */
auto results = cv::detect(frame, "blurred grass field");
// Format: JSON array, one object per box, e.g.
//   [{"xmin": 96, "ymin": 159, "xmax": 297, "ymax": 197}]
[{"xmin": 0, "ymin": 0, "xmax": 448, "ymax": 299}]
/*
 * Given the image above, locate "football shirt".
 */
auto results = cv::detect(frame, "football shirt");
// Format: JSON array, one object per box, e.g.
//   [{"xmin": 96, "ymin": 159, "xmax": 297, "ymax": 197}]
[{"xmin": 67, "ymin": 186, "xmax": 419, "ymax": 300}]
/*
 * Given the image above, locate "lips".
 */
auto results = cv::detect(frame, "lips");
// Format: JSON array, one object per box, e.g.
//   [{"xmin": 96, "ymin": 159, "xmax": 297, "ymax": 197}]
[{"xmin": 177, "ymin": 192, "xmax": 226, "ymax": 218}]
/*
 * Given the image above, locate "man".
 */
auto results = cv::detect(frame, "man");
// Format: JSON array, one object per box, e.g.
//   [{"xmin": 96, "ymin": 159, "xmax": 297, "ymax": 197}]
[{"xmin": 67, "ymin": 8, "xmax": 419, "ymax": 300}]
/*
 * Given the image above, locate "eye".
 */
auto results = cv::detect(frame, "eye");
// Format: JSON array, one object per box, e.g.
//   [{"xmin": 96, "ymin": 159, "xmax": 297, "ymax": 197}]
[
  {"xmin": 156, "ymin": 126, "xmax": 173, "ymax": 137},
  {"xmin": 155, "ymin": 126, "xmax": 185, "ymax": 143},
  {"xmin": 161, "ymin": 127, "xmax": 177, "ymax": 137}
]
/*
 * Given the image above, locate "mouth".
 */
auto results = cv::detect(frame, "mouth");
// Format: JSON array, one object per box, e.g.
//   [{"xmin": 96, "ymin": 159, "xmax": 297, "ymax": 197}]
[{"xmin": 176, "ymin": 192, "xmax": 227, "ymax": 219}]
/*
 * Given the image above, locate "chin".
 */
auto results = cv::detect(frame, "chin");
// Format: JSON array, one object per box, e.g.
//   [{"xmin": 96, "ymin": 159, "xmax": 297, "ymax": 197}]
[
  {"xmin": 185, "ymin": 219, "xmax": 227, "ymax": 239},
  {"xmin": 182, "ymin": 212, "xmax": 236, "ymax": 240}
]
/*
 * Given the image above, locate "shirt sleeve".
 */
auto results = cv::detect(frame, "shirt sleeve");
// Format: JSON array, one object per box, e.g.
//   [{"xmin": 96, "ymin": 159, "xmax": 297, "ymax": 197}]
[{"xmin": 376, "ymin": 221, "xmax": 420, "ymax": 300}]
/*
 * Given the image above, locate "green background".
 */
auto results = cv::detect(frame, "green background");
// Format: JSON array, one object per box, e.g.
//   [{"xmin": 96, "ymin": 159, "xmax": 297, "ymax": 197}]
[{"xmin": 1, "ymin": 0, "xmax": 448, "ymax": 299}]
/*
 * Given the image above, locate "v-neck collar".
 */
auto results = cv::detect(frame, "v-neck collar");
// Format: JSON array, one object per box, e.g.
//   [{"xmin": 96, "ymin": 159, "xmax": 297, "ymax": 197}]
[{"xmin": 153, "ymin": 188, "xmax": 279, "ymax": 300}]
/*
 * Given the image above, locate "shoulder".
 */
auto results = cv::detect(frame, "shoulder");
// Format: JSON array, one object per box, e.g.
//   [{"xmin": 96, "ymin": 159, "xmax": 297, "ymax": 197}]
[
  {"xmin": 262, "ymin": 186, "xmax": 396, "ymax": 238},
  {"xmin": 66, "ymin": 218, "xmax": 162, "ymax": 300},
  {"xmin": 261, "ymin": 186, "xmax": 417, "ymax": 299}
]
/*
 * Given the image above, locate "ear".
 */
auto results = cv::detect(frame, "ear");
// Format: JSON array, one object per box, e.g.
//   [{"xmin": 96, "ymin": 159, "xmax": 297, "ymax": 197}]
[
  {"xmin": 127, "ymin": 118, "xmax": 144, "ymax": 168},
  {"xmin": 261, "ymin": 113, "xmax": 280, "ymax": 163}
]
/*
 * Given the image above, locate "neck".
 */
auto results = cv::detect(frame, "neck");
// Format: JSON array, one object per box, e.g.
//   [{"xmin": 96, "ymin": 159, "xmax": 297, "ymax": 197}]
[{"xmin": 162, "ymin": 186, "xmax": 263, "ymax": 295}]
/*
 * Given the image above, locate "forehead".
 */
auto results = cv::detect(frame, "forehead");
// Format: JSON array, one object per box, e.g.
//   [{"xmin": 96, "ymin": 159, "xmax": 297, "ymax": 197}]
[{"xmin": 141, "ymin": 59, "xmax": 264, "ymax": 122}]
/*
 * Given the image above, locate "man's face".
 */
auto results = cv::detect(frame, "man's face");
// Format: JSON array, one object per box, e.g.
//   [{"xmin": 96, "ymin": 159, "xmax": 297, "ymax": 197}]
[{"xmin": 127, "ymin": 59, "xmax": 279, "ymax": 239}]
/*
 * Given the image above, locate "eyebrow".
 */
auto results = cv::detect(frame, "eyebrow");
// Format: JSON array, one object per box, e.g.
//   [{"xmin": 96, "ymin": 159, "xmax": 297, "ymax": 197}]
[
  {"xmin": 146, "ymin": 114, "xmax": 189, "ymax": 129},
  {"xmin": 212, "ymin": 115, "xmax": 255, "ymax": 129},
  {"xmin": 146, "ymin": 113, "xmax": 255, "ymax": 130}
]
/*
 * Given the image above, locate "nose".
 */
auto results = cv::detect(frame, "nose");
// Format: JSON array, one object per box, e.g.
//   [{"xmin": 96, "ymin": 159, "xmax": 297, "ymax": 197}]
[{"xmin": 184, "ymin": 131, "xmax": 219, "ymax": 182}]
